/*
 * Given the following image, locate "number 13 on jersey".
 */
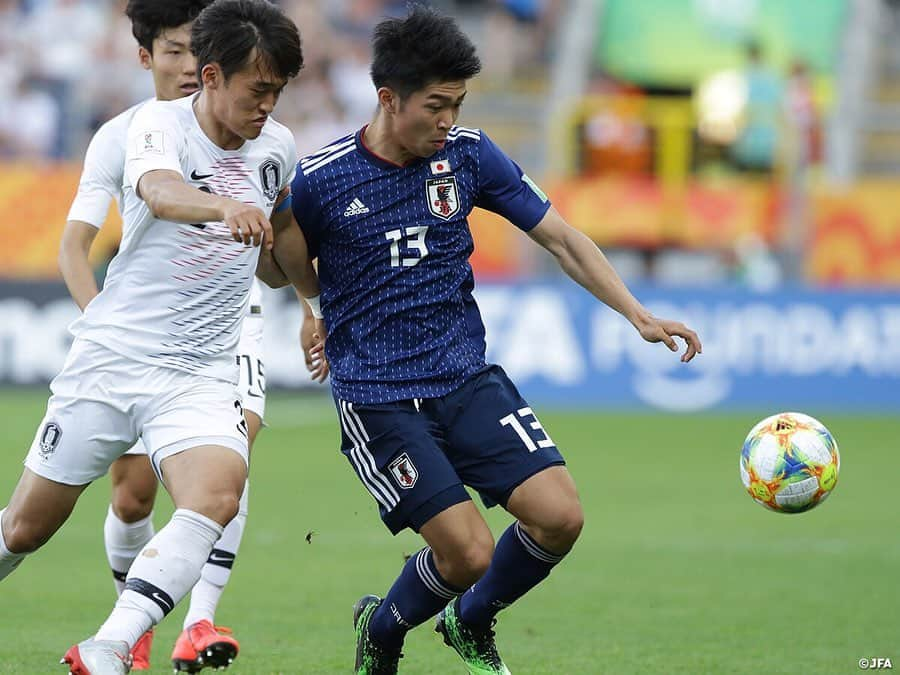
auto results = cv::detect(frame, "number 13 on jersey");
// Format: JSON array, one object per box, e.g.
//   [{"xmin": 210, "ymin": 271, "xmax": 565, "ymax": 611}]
[{"xmin": 385, "ymin": 226, "xmax": 429, "ymax": 267}]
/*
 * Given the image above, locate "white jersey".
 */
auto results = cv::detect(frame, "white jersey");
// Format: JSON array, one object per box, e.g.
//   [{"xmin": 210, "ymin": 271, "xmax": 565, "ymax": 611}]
[
  {"xmin": 70, "ymin": 95, "xmax": 295, "ymax": 383},
  {"xmin": 67, "ymin": 97, "xmax": 268, "ymax": 319}
]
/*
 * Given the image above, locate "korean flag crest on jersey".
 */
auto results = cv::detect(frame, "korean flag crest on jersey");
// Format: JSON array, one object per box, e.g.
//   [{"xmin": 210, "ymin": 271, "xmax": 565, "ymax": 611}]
[
  {"xmin": 259, "ymin": 159, "xmax": 281, "ymax": 202},
  {"xmin": 426, "ymin": 176, "xmax": 460, "ymax": 220}
]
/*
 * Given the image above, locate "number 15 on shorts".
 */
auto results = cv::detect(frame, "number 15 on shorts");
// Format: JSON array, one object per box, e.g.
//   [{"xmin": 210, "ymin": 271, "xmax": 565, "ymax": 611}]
[{"xmin": 500, "ymin": 407, "xmax": 555, "ymax": 452}]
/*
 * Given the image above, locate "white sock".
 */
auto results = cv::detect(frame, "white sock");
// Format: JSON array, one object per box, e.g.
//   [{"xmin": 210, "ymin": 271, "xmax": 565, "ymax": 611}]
[
  {"xmin": 184, "ymin": 480, "xmax": 249, "ymax": 628},
  {"xmin": 104, "ymin": 505, "xmax": 155, "ymax": 596},
  {"xmin": 95, "ymin": 509, "xmax": 223, "ymax": 647},
  {"xmin": 0, "ymin": 509, "xmax": 26, "ymax": 582}
]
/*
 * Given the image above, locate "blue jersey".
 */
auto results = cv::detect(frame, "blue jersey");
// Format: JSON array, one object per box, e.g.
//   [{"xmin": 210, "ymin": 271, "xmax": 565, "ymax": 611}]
[{"xmin": 291, "ymin": 125, "xmax": 551, "ymax": 403}]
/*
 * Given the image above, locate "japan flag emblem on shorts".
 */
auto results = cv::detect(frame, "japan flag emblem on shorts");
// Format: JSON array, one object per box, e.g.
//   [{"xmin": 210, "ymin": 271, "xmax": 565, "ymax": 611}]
[{"xmin": 389, "ymin": 453, "xmax": 419, "ymax": 489}]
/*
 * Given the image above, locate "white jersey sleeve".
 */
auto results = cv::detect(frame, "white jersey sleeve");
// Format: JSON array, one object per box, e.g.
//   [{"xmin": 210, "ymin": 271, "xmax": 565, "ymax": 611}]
[
  {"xmin": 125, "ymin": 100, "xmax": 186, "ymax": 191},
  {"xmin": 67, "ymin": 101, "xmax": 146, "ymax": 227}
]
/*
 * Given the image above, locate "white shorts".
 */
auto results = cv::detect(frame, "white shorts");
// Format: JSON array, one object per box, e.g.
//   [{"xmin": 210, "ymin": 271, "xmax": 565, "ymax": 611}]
[
  {"xmin": 25, "ymin": 339, "xmax": 249, "ymax": 485},
  {"xmin": 125, "ymin": 312, "xmax": 265, "ymax": 457}
]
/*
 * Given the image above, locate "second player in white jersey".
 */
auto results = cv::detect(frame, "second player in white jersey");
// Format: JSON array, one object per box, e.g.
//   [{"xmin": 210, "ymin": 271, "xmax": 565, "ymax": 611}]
[{"xmin": 70, "ymin": 94, "xmax": 293, "ymax": 383}]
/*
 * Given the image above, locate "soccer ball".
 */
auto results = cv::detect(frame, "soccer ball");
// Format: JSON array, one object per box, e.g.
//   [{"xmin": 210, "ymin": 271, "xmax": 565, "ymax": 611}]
[{"xmin": 739, "ymin": 412, "xmax": 839, "ymax": 513}]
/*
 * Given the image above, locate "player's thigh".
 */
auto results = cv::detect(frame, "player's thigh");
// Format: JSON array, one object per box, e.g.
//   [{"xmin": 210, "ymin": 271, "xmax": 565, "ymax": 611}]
[
  {"xmin": 142, "ymin": 374, "xmax": 249, "ymax": 524},
  {"xmin": 160, "ymin": 444, "xmax": 247, "ymax": 525},
  {"xmin": 24, "ymin": 340, "xmax": 140, "ymax": 487},
  {"xmin": 3, "ymin": 468, "xmax": 88, "ymax": 552},
  {"xmin": 336, "ymin": 398, "xmax": 471, "ymax": 535},
  {"xmin": 443, "ymin": 365, "xmax": 566, "ymax": 509}
]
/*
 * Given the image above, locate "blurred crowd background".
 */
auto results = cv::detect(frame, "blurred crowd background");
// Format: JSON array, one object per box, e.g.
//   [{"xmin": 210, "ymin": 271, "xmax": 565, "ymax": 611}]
[
  {"xmin": 2, "ymin": 0, "xmax": 899, "ymax": 411},
  {"xmin": 0, "ymin": 0, "xmax": 563, "ymax": 160},
  {"xmin": 3, "ymin": 0, "xmax": 898, "ymax": 289}
]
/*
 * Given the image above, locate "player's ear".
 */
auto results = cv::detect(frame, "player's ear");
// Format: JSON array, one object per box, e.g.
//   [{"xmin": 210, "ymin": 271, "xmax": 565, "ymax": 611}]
[
  {"xmin": 377, "ymin": 87, "xmax": 397, "ymax": 115},
  {"xmin": 201, "ymin": 63, "xmax": 220, "ymax": 90},
  {"xmin": 138, "ymin": 46, "xmax": 152, "ymax": 72}
]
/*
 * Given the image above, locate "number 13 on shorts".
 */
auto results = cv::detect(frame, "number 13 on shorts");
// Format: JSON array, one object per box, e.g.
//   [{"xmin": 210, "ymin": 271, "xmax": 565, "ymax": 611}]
[{"xmin": 500, "ymin": 407, "xmax": 555, "ymax": 452}]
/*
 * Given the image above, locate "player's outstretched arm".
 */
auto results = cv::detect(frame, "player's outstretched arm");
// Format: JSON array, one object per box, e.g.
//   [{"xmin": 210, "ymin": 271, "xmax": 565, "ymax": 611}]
[
  {"xmin": 528, "ymin": 206, "xmax": 702, "ymax": 363},
  {"xmin": 58, "ymin": 220, "xmax": 101, "ymax": 311},
  {"xmin": 137, "ymin": 169, "xmax": 273, "ymax": 248}
]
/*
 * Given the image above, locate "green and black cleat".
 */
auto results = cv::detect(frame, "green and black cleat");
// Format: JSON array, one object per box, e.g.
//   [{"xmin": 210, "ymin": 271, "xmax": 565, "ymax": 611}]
[
  {"xmin": 435, "ymin": 598, "xmax": 511, "ymax": 675},
  {"xmin": 353, "ymin": 595, "xmax": 402, "ymax": 675}
]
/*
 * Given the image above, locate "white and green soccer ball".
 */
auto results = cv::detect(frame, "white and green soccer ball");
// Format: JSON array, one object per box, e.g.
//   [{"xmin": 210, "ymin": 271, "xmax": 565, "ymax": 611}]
[{"xmin": 739, "ymin": 412, "xmax": 840, "ymax": 513}]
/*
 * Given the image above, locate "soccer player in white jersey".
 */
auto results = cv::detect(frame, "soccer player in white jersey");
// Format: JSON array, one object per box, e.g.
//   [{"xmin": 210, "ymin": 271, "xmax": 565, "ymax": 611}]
[
  {"xmin": 0, "ymin": 1, "xmax": 317, "ymax": 673},
  {"xmin": 57, "ymin": 1, "xmax": 310, "ymax": 671}
]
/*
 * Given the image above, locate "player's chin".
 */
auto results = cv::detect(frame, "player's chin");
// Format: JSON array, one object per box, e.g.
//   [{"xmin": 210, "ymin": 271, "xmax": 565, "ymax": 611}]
[{"xmin": 242, "ymin": 125, "xmax": 265, "ymax": 139}]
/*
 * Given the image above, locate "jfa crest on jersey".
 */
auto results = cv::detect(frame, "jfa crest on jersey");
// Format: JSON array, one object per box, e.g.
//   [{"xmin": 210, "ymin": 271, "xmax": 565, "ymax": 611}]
[
  {"xmin": 292, "ymin": 125, "xmax": 550, "ymax": 403},
  {"xmin": 426, "ymin": 176, "xmax": 460, "ymax": 220}
]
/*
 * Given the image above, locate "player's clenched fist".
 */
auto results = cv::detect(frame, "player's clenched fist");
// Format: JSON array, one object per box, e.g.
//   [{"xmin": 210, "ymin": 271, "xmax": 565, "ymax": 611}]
[{"xmin": 222, "ymin": 200, "xmax": 273, "ymax": 249}]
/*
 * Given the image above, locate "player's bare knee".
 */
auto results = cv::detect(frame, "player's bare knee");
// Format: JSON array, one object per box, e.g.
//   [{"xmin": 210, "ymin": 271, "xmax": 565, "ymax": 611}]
[
  {"xmin": 199, "ymin": 492, "xmax": 240, "ymax": 527},
  {"xmin": 553, "ymin": 502, "xmax": 584, "ymax": 548},
  {"xmin": 527, "ymin": 501, "xmax": 584, "ymax": 553},
  {"xmin": 111, "ymin": 489, "xmax": 154, "ymax": 523},
  {"xmin": 438, "ymin": 538, "xmax": 493, "ymax": 586},
  {"xmin": 2, "ymin": 512, "xmax": 51, "ymax": 554}
]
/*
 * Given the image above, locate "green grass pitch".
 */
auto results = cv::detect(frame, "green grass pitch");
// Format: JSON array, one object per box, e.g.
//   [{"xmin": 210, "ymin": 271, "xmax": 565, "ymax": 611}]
[{"xmin": 0, "ymin": 389, "xmax": 896, "ymax": 673}]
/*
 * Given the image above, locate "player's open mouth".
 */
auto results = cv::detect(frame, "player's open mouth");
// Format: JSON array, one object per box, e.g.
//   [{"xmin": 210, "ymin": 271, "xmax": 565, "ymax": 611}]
[
  {"xmin": 251, "ymin": 117, "xmax": 267, "ymax": 127},
  {"xmin": 180, "ymin": 83, "xmax": 199, "ymax": 94},
  {"xmin": 432, "ymin": 139, "xmax": 446, "ymax": 148}
]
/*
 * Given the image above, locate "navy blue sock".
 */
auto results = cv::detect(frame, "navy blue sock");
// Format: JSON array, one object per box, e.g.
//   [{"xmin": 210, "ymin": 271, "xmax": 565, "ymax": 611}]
[
  {"xmin": 458, "ymin": 521, "xmax": 565, "ymax": 629},
  {"xmin": 368, "ymin": 547, "xmax": 463, "ymax": 649}
]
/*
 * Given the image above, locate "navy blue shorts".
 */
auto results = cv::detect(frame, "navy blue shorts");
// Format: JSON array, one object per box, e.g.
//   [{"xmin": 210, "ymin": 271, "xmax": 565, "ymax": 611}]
[{"xmin": 335, "ymin": 365, "xmax": 566, "ymax": 534}]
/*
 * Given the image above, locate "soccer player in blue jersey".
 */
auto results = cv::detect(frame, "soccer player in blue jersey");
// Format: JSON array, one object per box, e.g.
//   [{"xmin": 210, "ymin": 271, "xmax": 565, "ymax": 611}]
[{"xmin": 291, "ymin": 7, "xmax": 702, "ymax": 675}]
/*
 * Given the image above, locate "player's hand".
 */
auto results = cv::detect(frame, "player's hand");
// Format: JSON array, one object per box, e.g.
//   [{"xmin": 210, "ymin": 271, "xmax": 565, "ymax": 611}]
[
  {"xmin": 634, "ymin": 315, "xmax": 702, "ymax": 363},
  {"xmin": 300, "ymin": 314, "xmax": 329, "ymax": 382},
  {"xmin": 222, "ymin": 200, "xmax": 274, "ymax": 249}
]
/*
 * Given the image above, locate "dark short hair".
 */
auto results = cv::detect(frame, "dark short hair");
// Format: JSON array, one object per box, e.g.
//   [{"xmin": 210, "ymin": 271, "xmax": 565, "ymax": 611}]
[
  {"xmin": 126, "ymin": 0, "xmax": 211, "ymax": 53},
  {"xmin": 371, "ymin": 5, "xmax": 482, "ymax": 99},
  {"xmin": 191, "ymin": 0, "xmax": 303, "ymax": 83}
]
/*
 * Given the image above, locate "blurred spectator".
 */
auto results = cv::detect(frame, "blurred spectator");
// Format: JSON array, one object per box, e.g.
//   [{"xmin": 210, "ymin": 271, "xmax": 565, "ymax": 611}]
[
  {"xmin": 0, "ymin": 72, "xmax": 61, "ymax": 159},
  {"xmin": 479, "ymin": 0, "xmax": 561, "ymax": 81},
  {"xmin": 0, "ymin": 0, "xmax": 554, "ymax": 160},
  {"xmin": 784, "ymin": 59, "xmax": 821, "ymax": 168},
  {"xmin": 0, "ymin": 0, "xmax": 27, "ymax": 106},
  {"xmin": 730, "ymin": 41, "xmax": 784, "ymax": 173}
]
